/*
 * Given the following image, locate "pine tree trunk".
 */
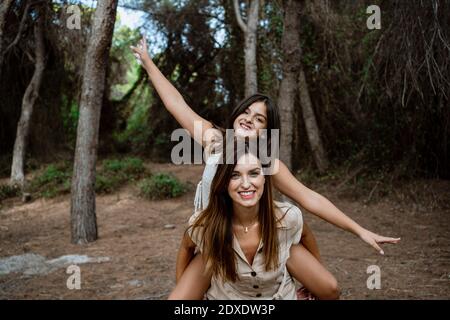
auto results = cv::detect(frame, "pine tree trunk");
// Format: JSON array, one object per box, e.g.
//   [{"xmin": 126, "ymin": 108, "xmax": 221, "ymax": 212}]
[
  {"xmin": 233, "ymin": 0, "xmax": 259, "ymax": 96},
  {"xmin": 0, "ymin": 0, "xmax": 14, "ymax": 73},
  {"xmin": 70, "ymin": 0, "xmax": 118, "ymax": 245},
  {"xmin": 298, "ymin": 68, "xmax": 329, "ymax": 173},
  {"xmin": 278, "ymin": 0, "xmax": 301, "ymax": 170},
  {"xmin": 10, "ymin": 13, "xmax": 45, "ymax": 187}
]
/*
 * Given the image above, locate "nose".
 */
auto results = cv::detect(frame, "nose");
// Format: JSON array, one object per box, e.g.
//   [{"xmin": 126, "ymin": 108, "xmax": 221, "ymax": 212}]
[{"xmin": 240, "ymin": 175, "xmax": 251, "ymax": 189}]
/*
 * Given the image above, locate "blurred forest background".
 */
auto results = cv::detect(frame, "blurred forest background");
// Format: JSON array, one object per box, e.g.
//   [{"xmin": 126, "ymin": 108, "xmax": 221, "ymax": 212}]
[
  {"xmin": 0, "ymin": 0, "xmax": 449, "ymax": 300},
  {"xmin": 1, "ymin": 0, "xmax": 448, "ymax": 180}
]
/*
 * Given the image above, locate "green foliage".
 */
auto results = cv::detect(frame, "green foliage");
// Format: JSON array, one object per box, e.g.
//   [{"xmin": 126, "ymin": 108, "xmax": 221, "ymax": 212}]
[
  {"xmin": 0, "ymin": 184, "xmax": 20, "ymax": 201},
  {"xmin": 94, "ymin": 174, "xmax": 122, "ymax": 194},
  {"xmin": 31, "ymin": 163, "xmax": 72, "ymax": 198},
  {"xmin": 138, "ymin": 173, "xmax": 186, "ymax": 200},
  {"xmin": 96, "ymin": 157, "xmax": 146, "ymax": 194},
  {"xmin": 113, "ymin": 85, "xmax": 154, "ymax": 153},
  {"xmin": 61, "ymin": 95, "xmax": 79, "ymax": 143},
  {"xmin": 103, "ymin": 157, "xmax": 144, "ymax": 175},
  {"xmin": 28, "ymin": 157, "xmax": 146, "ymax": 198},
  {"xmin": 110, "ymin": 25, "xmax": 142, "ymax": 100}
]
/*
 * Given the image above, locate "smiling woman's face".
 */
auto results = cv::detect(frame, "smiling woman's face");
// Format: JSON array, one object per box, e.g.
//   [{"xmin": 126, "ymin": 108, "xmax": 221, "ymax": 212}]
[
  {"xmin": 233, "ymin": 101, "xmax": 268, "ymax": 138},
  {"xmin": 227, "ymin": 153, "xmax": 265, "ymax": 208}
]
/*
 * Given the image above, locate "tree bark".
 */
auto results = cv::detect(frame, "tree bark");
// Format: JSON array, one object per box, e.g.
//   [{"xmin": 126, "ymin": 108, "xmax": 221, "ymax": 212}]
[
  {"xmin": 10, "ymin": 12, "xmax": 45, "ymax": 187},
  {"xmin": 298, "ymin": 68, "xmax": 329, "ymax": 173},
  {"xmin": 233, "ymin": 0, "xmax": 259, "ymax": 96},
  {"xmin": 278, "ymin": 0, "xmax": 301, "ymax": 170},
  {"xmin": 70, "ymin": 0, "xmax": 118, "ymax": 244},
  {"xmin": 0, "ymin": 0, "xmax": 15, "ymax": 75}
]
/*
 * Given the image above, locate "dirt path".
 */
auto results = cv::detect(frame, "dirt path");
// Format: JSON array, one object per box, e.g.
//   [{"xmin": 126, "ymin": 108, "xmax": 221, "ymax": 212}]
[{"xmin": 0, "ymin": 163, "xmax": 449, "ymax": 299}]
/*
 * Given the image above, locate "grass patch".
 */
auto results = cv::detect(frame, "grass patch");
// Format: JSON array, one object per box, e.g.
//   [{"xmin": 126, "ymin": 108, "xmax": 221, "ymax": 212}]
[
  {"xmin": 30, "ymin": 163, "xmax": 72, "ymax": 198},
  {"xmin": 95, "ymin": 157, "xmax": 146, "ymax": 194},
  {"xmin": 0, "ymin": 184, "xmax": 20, "ymax": 202},
  {"xmin": 28, "ymin": 157, "xmax": 147, "ymax": 198},
  {"xmin": 138, "ymin": 173, "xmax": 186, "ymax": 200}
]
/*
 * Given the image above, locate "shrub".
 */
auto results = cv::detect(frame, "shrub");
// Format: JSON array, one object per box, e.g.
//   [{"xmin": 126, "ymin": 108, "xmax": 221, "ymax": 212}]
[
  {"xmin": 0, "ymin": 184, "xmax": 20, "ymax": 201},
  {"xmin": 102, "ymin": 157, "xmax": 144, "ymax": 176},
  {"xmin": 31, "ymin": 163, "xmax": 71, "ymax": 198},
  {"xmin": 139, "ymin": 173, "xmax": 186, "ymax": 200}
]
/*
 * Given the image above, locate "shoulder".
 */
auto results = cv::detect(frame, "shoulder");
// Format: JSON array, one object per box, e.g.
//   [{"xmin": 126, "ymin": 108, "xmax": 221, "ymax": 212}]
[
  {"xmin": 188, "ymin": 211, "xmax": 205, "ymax": 247},
  {"xmin": 188, "ymin": 210, "xmax": 203, "ymax": 226},
  {"xmin": 274, "ymin": 201, "xmax": 303, "ymax": 230}
]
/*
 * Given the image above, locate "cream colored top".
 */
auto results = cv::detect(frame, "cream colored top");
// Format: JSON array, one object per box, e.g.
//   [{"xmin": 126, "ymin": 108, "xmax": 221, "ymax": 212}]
[{"xmin": 188, "ymin": 201, "xmax": 303, "ymax": 300}]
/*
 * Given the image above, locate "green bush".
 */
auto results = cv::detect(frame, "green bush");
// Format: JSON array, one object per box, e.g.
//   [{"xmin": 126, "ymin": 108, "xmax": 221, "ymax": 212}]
[
  {"xmin": 0, "ymin": 184, "xmax": 20, "ymax": 201},
  {"xmin": 25, "ymin": 157, "xmax": 147, "ymax": 198},
  {"xmin": 31, "ymin": 163, "xmax": 72, "ymax": 198},
  {"xmin": 102, "ymin": 157, "xmax": 144, "ymax": 176},
  {"xmin": 139, "ymin": 173, "xmax": 186, "ymax": 200},
  {"xmin": 95, "ymin": 174, "xmax": 121, "ymax": 194},
  {"xmin": 95, "ymin": 157, "xmax": 146, "ymax": 194}
]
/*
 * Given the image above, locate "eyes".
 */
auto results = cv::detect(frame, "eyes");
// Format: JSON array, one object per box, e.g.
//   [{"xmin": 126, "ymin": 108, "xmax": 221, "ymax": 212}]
[
  {"xmin": 231, "ymin": 170, "xmax": 261, "ymax": 180},
  {"xmin": 243, "ymin": 109, "xmax": 265, "ymax": 124}
]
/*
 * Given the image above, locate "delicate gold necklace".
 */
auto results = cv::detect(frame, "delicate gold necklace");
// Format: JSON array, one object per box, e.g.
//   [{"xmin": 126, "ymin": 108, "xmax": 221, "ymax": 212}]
[{"xmin": 235, "ymin": 215, "xmax": 259, "ymax": 233}]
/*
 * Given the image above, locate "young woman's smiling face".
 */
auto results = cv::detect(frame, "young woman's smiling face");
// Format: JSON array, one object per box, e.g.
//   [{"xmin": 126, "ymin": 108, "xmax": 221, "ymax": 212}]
[
  {"xmin": 227, "ymin": 153, "xmax": 265, "ymax": 208},
  {"xmin": 233, "ymin": 101, "xmax": 268, "ymax": 138}
]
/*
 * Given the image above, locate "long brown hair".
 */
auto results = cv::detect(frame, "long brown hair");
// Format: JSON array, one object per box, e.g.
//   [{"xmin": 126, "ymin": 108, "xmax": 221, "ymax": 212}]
[{"xmin": 190, "ymin": 140, "xmax": 279, "ymax": 282}]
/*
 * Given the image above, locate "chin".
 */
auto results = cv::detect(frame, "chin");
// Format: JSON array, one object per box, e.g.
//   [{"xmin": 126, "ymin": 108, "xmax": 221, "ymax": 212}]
[{"xmin": 233, "ymin": 198, "xmax": 259, "ymax": 207}]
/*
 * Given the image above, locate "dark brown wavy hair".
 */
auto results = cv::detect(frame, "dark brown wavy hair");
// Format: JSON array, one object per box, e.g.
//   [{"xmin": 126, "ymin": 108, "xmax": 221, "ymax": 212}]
[{"xmin": 190, "ymin": 140, "xmax": 279, "ymax": 282}]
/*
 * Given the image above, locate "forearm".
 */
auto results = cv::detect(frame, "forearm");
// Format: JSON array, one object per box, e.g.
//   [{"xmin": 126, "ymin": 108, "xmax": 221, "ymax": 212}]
[
  {"xmin": 142, "ymin": 59, "xmax": 185, "ymax": 112},
  {"xmin": 305, "ymin": 191, "xmax": 365, "ymax": 237},
  {"xmin": 131, "ymin": 39, "xmax": 212, "ymax": 142},
  {"xmin": 274, "ymin": 160, "xmax": 365, "ymax": 238},
  {"xmin": 300, "ymin": 221, "xmax": 322, "ymax": 262},
  {"xmin": 175, "ymin": 244, "xmax": 195, "ymax": 283}
]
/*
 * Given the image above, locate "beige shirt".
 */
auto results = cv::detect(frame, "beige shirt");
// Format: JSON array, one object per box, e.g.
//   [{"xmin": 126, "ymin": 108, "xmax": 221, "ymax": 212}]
[{"xmin": 188, "ymin": 201, "xmax": 303, "ymax": 300}]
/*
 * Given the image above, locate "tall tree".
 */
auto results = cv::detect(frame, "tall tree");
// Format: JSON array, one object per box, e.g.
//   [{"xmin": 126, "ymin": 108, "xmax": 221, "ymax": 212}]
[
  {"xmin": 0, "ymin": 0, "xmax": 14, "ymax": 73},
  {"xmin": 10, "ymin": 8, "xmax": 46, "ymax": 187},
  {"xmin": 71, "ymin": 0, "xmax": 118, "ymax": 244},
  {"xmin": 278, "ymin": 0, "xmax": 328, "ymax": 171},
  {"xmin": 278, "ymin": 0, "xmax": 301, "ymax": 170},
  {"xmin": 233, "ymin": 0, "xmax": 259, "ymax": 96},
  {"xmin": 298, "ymin": 68, "xmax": 328, "ymax": 173}
]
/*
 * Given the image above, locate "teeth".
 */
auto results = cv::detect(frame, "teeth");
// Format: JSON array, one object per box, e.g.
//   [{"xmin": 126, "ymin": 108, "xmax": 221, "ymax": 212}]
[{"xmin": 240, "ymin": 191, "xmax": 254, "ymax": 195}]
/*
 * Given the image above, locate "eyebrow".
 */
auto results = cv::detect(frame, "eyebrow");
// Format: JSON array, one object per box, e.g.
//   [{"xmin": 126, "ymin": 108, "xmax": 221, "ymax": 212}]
[
  {"xmin": 232, "ymin": 167, "xmax": 261, "ymax": 174},
  {"xmin": 255, "ymin": 113, "xmax": 267, "ymax": 120}
]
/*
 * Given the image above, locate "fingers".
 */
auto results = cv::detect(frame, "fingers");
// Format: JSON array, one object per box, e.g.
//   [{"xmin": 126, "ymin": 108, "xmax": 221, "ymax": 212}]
[
  {"xmin": 371, "ymin": 241, "xmax": 384, "ymax": 255},
  {"xmin": 143, "ymin": 37, "xmax": 148, "ymax": 50},
  {"xmin": 130, "ymin": 46, "xmax": 140, "ymax": 53},
  {"xmin": 377, "ymin": 236, "xmax": 401, "ymax": 244}
]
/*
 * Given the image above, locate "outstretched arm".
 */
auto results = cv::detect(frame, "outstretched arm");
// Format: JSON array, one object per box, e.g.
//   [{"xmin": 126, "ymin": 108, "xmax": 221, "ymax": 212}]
[
  {"xmin": 130, "ymin": 38, "xmax": 214, "ymax": 146},
  {"xmin": 273, "ymin": 159, "xmax": 400, "ymax": 254}
]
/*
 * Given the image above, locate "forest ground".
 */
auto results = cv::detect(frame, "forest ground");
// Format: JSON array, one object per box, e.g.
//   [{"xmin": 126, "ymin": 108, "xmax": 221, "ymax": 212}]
[{"xmin": 0, "ymin": 161, "xmax": 449, "ymax": 299}]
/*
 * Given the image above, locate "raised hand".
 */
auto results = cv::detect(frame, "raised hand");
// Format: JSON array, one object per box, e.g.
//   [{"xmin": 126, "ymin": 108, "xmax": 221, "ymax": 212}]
[{"xmin": 130, "ymin": 37, "xmax": 150, "ymax": 67}]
